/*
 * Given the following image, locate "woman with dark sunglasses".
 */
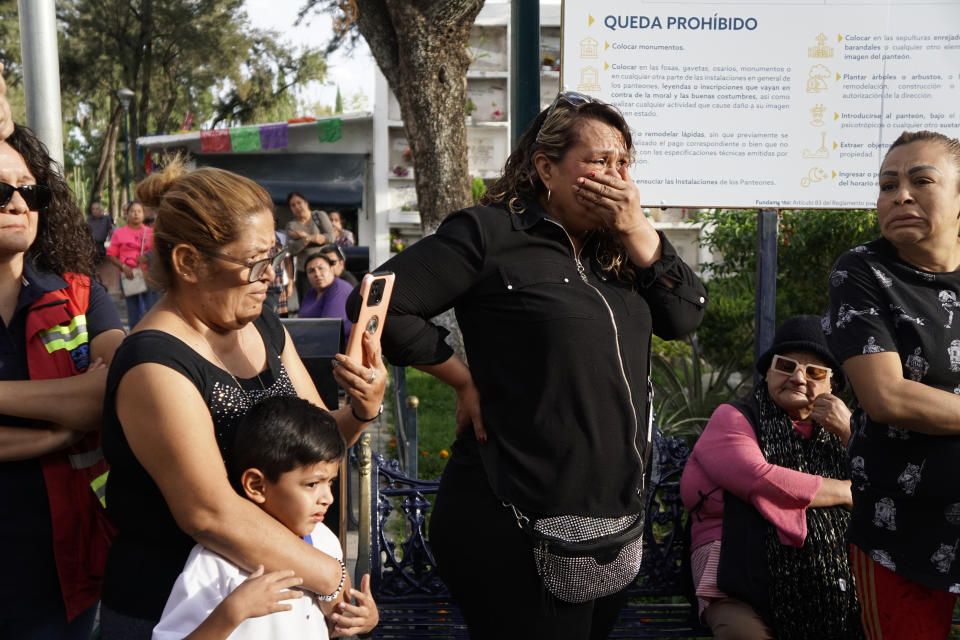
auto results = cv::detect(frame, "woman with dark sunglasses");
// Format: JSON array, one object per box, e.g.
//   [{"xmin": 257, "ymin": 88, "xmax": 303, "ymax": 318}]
[
  {"xmin": 0, "ymin": 120, "xmax": 126, "ymax": 637},
  {"xmin": 680, "ymin": 315, "xmax": 863, "ymax": 640},
  {"xmin": 826, "ymin": 131, "xmax": 960, "ymax": 639},
  {"xmin": 361, "ymin": 92, "xmax": 706, "ymax": 638},
  {"xmin": 97, "ymin": 158, "xmax": 385, "ymax": 638}
]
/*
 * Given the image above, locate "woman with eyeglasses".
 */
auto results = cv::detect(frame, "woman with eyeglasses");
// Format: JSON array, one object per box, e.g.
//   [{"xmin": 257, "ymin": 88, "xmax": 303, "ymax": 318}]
[
  {"xmin": 98, "ymin": 159, "xmax": 385, "ymax": 638},
  {"xmin": 826, "ymin": 131, "xmax": 960, "ymax": 639},
  {"xmin": 680, "ymin": 315, "xmax": 862, "ymax": 639},
  {"xmin": 361, "ymin": 92, "xmax": 706, "ymax": 637},
  {"xmin": 0, "ymin": 122, "xmax": 125, "ymax": 637}
]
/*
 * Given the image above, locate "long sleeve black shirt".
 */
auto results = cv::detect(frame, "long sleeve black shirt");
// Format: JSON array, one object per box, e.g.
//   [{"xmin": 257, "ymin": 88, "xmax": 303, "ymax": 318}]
[{"xmin": 369, "ymin": 201, "xmax": 707, "ymax": 516}]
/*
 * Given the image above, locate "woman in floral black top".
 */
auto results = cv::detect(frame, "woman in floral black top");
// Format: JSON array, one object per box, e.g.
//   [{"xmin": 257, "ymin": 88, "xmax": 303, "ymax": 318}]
[{"xmin": 826, "ymin": 131, "xmax": 960, "ymax": 639}]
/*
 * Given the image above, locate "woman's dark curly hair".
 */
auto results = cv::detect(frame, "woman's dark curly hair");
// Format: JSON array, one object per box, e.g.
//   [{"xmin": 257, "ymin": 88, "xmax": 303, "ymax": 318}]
[
  {"xmin": 479, "ymin": 95, "xmax": 638, "ymax": 280},
  {"xmin": 8, "ymin": 125, "xmax": 96, "ymax": 277}
]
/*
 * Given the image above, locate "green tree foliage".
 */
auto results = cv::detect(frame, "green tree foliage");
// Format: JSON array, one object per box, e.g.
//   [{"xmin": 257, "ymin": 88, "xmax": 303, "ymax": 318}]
[
  {"xmin": 55, "ymin": 0, "xmax": 326, "ymax": 192},
  {"xmin": 648, "ymin": 208, "xmax": 879, "ymax": 439},
  {"xmin": 0, "ymin": 1, "xmax": 23, "ymax": 122},
  {"xmin": 209, "ymin": 28, "xmax": 327, "ymax": 128},
  {"xmin": 651, "ymin": 333, "xmax": 752, "ymax": 443},
  {"xmin": 697, "ymin": 208, "xmax": 880, "ymax": 371}
]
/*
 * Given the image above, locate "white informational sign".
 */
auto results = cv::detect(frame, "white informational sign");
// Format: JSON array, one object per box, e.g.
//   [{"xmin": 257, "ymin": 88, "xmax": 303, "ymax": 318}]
[{"xmin": 561, "ymin": 1, "xmax": 960, "ymax": 208}]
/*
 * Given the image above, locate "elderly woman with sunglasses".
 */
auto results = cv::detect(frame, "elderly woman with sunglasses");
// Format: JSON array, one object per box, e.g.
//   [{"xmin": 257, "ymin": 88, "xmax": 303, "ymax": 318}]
[
  {"xmin": 97, "ymin": 158, "xmax": 384, "ymax": 639},
  {"xmin": 0, "ymin": 121, "xmax": 125, "ymax": 635},
  {"xmin": 826, "ymin": 131, "xmax": 960, "ymax": 639},
  {"xmin": 680, "ymin": 315, "xmax": 863, "ymax": 640},
  {"xmin": 362, "ymin": 92, "xmax": 706, "ymax": 638}
]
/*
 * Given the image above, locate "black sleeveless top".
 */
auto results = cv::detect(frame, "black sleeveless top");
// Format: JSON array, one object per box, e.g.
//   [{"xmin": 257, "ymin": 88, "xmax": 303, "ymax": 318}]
[{"xmin": 100, "ymin": 312, "xmax": 297, "ymax": 621}]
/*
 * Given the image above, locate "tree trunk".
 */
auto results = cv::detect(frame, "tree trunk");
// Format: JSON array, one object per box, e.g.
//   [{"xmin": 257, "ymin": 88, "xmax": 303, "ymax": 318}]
[
  {"xmin": 155, "ymin": 94, "xmax": 178, "ymax": 135},
  {"xmin": 108, "ymin": 144, "xmax": 118, "ymax": 220},
  {"xmin": 355, "ymin": 0, "xmax": 483, "ymax": 233},
  {"xmin": 91, "ymin": 105, "xmax": 125, "ymax": 204},
  {"xmin": 133, "ymin": 0, "xmax": 154, "ymax": 181},
  {"xmin": 352, "ymin": 0, "xmax": 484, "ymax": 360}
]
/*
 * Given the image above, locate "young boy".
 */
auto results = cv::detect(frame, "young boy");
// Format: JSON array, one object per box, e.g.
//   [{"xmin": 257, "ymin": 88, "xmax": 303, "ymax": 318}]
[{"xmin": 152, "ymin": 396, "xmax": 378, "ymax": 639}]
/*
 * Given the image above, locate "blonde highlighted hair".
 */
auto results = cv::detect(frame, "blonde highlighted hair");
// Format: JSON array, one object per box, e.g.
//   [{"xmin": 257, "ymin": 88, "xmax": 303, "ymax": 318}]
[{"xmin": 137, "ymin": 157, "xmax": 274, "ymax": 290}]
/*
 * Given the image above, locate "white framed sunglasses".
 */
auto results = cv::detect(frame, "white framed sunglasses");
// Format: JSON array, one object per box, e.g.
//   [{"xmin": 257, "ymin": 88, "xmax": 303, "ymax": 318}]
[{"xmin": 770, "ymin": 354, "xmax": 833, "ymax": 382}]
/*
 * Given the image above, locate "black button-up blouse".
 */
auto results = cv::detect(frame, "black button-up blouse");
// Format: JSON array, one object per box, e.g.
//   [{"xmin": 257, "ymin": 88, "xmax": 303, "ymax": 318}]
[{"xmin": 368, "ymin": 201, "xmax": 707, "ymax": 516}]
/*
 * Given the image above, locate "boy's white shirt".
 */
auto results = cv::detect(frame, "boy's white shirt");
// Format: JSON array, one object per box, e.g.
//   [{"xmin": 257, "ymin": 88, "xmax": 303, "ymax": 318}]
[{"xmin": 152, "ymin": 522, "xmax": 342, "ymax": 640}]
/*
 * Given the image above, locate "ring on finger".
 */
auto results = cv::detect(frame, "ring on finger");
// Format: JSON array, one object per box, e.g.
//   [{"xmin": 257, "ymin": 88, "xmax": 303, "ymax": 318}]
[{"xmin": 367, "ymin": 370, "xmax": 377, "ymax": 384}]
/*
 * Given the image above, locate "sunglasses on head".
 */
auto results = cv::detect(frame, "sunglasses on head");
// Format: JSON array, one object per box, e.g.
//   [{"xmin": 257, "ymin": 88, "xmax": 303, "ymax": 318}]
[
  {"xmin": 544, "ymin": 91, "xmax": 598, "ymax": 118},
  {"xmin": 0, "ymin": 182, "xmax": 51, "ymax": 211},
  {"xmin": 536, "ymin": 91, "xmax": 601, "ymax": 140},
  {"xmin": 771, "ymin": 354, "xmax": 832, "ymax": 381}
]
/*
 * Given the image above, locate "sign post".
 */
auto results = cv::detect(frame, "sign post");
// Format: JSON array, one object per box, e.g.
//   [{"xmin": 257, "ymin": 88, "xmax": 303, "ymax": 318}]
[{"xmin": 18, "ymin": 0, "xmax": 64, "ymax": 166}]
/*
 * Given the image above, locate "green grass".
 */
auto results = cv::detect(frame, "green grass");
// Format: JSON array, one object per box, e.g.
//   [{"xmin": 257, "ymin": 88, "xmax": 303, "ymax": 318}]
[{"xmin": 387, "ymin": 367, "xmax": 456, "ymax": 480}]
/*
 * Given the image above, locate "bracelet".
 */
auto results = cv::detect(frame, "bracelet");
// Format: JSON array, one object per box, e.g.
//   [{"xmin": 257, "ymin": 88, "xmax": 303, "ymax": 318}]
[
  {"xmin": 317, "ymin": 557, "xmax": 346, "ymax": 602},
  {"xmin": 351, "ymin": 403, "xmax": 383, "ymax": 423}
]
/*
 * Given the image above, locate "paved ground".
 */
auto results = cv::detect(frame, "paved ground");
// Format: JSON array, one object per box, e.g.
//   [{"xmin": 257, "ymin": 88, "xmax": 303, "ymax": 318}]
[{"xmin": 97, "ymin": 262, "xmax": 131, "ymax": 330}]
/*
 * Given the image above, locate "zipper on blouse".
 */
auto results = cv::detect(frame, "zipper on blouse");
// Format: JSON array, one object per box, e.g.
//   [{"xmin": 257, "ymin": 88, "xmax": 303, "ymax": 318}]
[{"xmin": 546, "ymin": 220, "xmax": 644, "ymax": 483}]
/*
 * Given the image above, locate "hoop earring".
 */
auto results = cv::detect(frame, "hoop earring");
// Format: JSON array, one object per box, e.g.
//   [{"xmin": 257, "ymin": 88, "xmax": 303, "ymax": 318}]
[{"xmin": 547, "ymin": 189, "xmax": 552, "ymax": 203}]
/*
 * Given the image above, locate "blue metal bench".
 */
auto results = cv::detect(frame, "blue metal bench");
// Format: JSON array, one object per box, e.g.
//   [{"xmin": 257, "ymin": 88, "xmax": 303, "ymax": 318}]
[{"xmin": 355, "ymin": 429, "xmax": 710, "ymax": 639}]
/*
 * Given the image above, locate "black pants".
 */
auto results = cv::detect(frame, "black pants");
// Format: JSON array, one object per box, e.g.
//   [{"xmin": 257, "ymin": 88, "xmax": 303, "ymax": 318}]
[
  {"xmin": 429, "ymin": 437, "xmax": 629, "ymax": 640},
  {"xmin": 295, "ymin": 270, "xmax": 309, "ymax": 308}
]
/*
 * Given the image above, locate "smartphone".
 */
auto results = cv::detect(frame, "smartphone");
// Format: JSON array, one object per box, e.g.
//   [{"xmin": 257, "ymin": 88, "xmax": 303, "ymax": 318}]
[{"xmin": 345, "ymin": 271, "xmax": 396, "ymax": 367}]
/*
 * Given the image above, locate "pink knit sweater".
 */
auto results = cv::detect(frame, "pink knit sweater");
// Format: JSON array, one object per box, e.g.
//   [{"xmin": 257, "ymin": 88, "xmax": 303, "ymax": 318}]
[{"xmin": 679, "ymin": 403, "xmax": 822, "ymax": 551}]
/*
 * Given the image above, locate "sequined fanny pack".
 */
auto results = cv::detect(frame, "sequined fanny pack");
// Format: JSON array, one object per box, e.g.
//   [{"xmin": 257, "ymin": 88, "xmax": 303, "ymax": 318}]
[{"xmin": 506, "ymin": 503, "xmax": 645, "ymax": 603}]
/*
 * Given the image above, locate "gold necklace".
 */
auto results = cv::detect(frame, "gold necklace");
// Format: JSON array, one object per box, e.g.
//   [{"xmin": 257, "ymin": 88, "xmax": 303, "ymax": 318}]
[{"xmin": 172, "ymin": 307, "xmax": 266, "ymax": 399}]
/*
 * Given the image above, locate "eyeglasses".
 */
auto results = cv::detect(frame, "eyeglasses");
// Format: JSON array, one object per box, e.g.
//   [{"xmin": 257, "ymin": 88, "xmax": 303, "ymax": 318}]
[
  {"xmin": 770, "ymin": 354, "xmax": 833, "ymax": 382},
  {"xmin": 197, "ymin": 247, "xmax": 288, "ymax": 283},
  {"xmin": 536, "ymin": 91, "xmax": 600, "ymax": 141},
  {"xmin": 0, "ymin": 182, "xmax": 51, "ymax": 211}
]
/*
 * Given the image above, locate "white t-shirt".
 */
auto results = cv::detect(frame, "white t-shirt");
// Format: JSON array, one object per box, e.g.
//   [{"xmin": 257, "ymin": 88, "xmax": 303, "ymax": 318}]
[{"xmin": 152, "ymin": 523, "xmax": 342, "ymax": 640}]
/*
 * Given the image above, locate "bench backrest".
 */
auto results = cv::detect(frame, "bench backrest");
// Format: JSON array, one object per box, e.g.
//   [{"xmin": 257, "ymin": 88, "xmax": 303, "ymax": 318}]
[
  {"xmin": 281, "ymin": 317, "xmax": 342, "ymax": 409},
  {"xmin": 343, "ymin": 245, "xmax": 369, "ymax": 280},
  {"xmin": 630, "ymin": 432, "xmax": 693, "ymax": 598},
  {"xmin": 358, "ymin": 429, "xmax": 695, "ymax": 603}
]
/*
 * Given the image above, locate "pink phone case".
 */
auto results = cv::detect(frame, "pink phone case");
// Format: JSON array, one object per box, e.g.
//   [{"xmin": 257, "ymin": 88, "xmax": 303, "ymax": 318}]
[{"xmin": 345, "ymin": 272, "xmax": 395, "ymax": 367}]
